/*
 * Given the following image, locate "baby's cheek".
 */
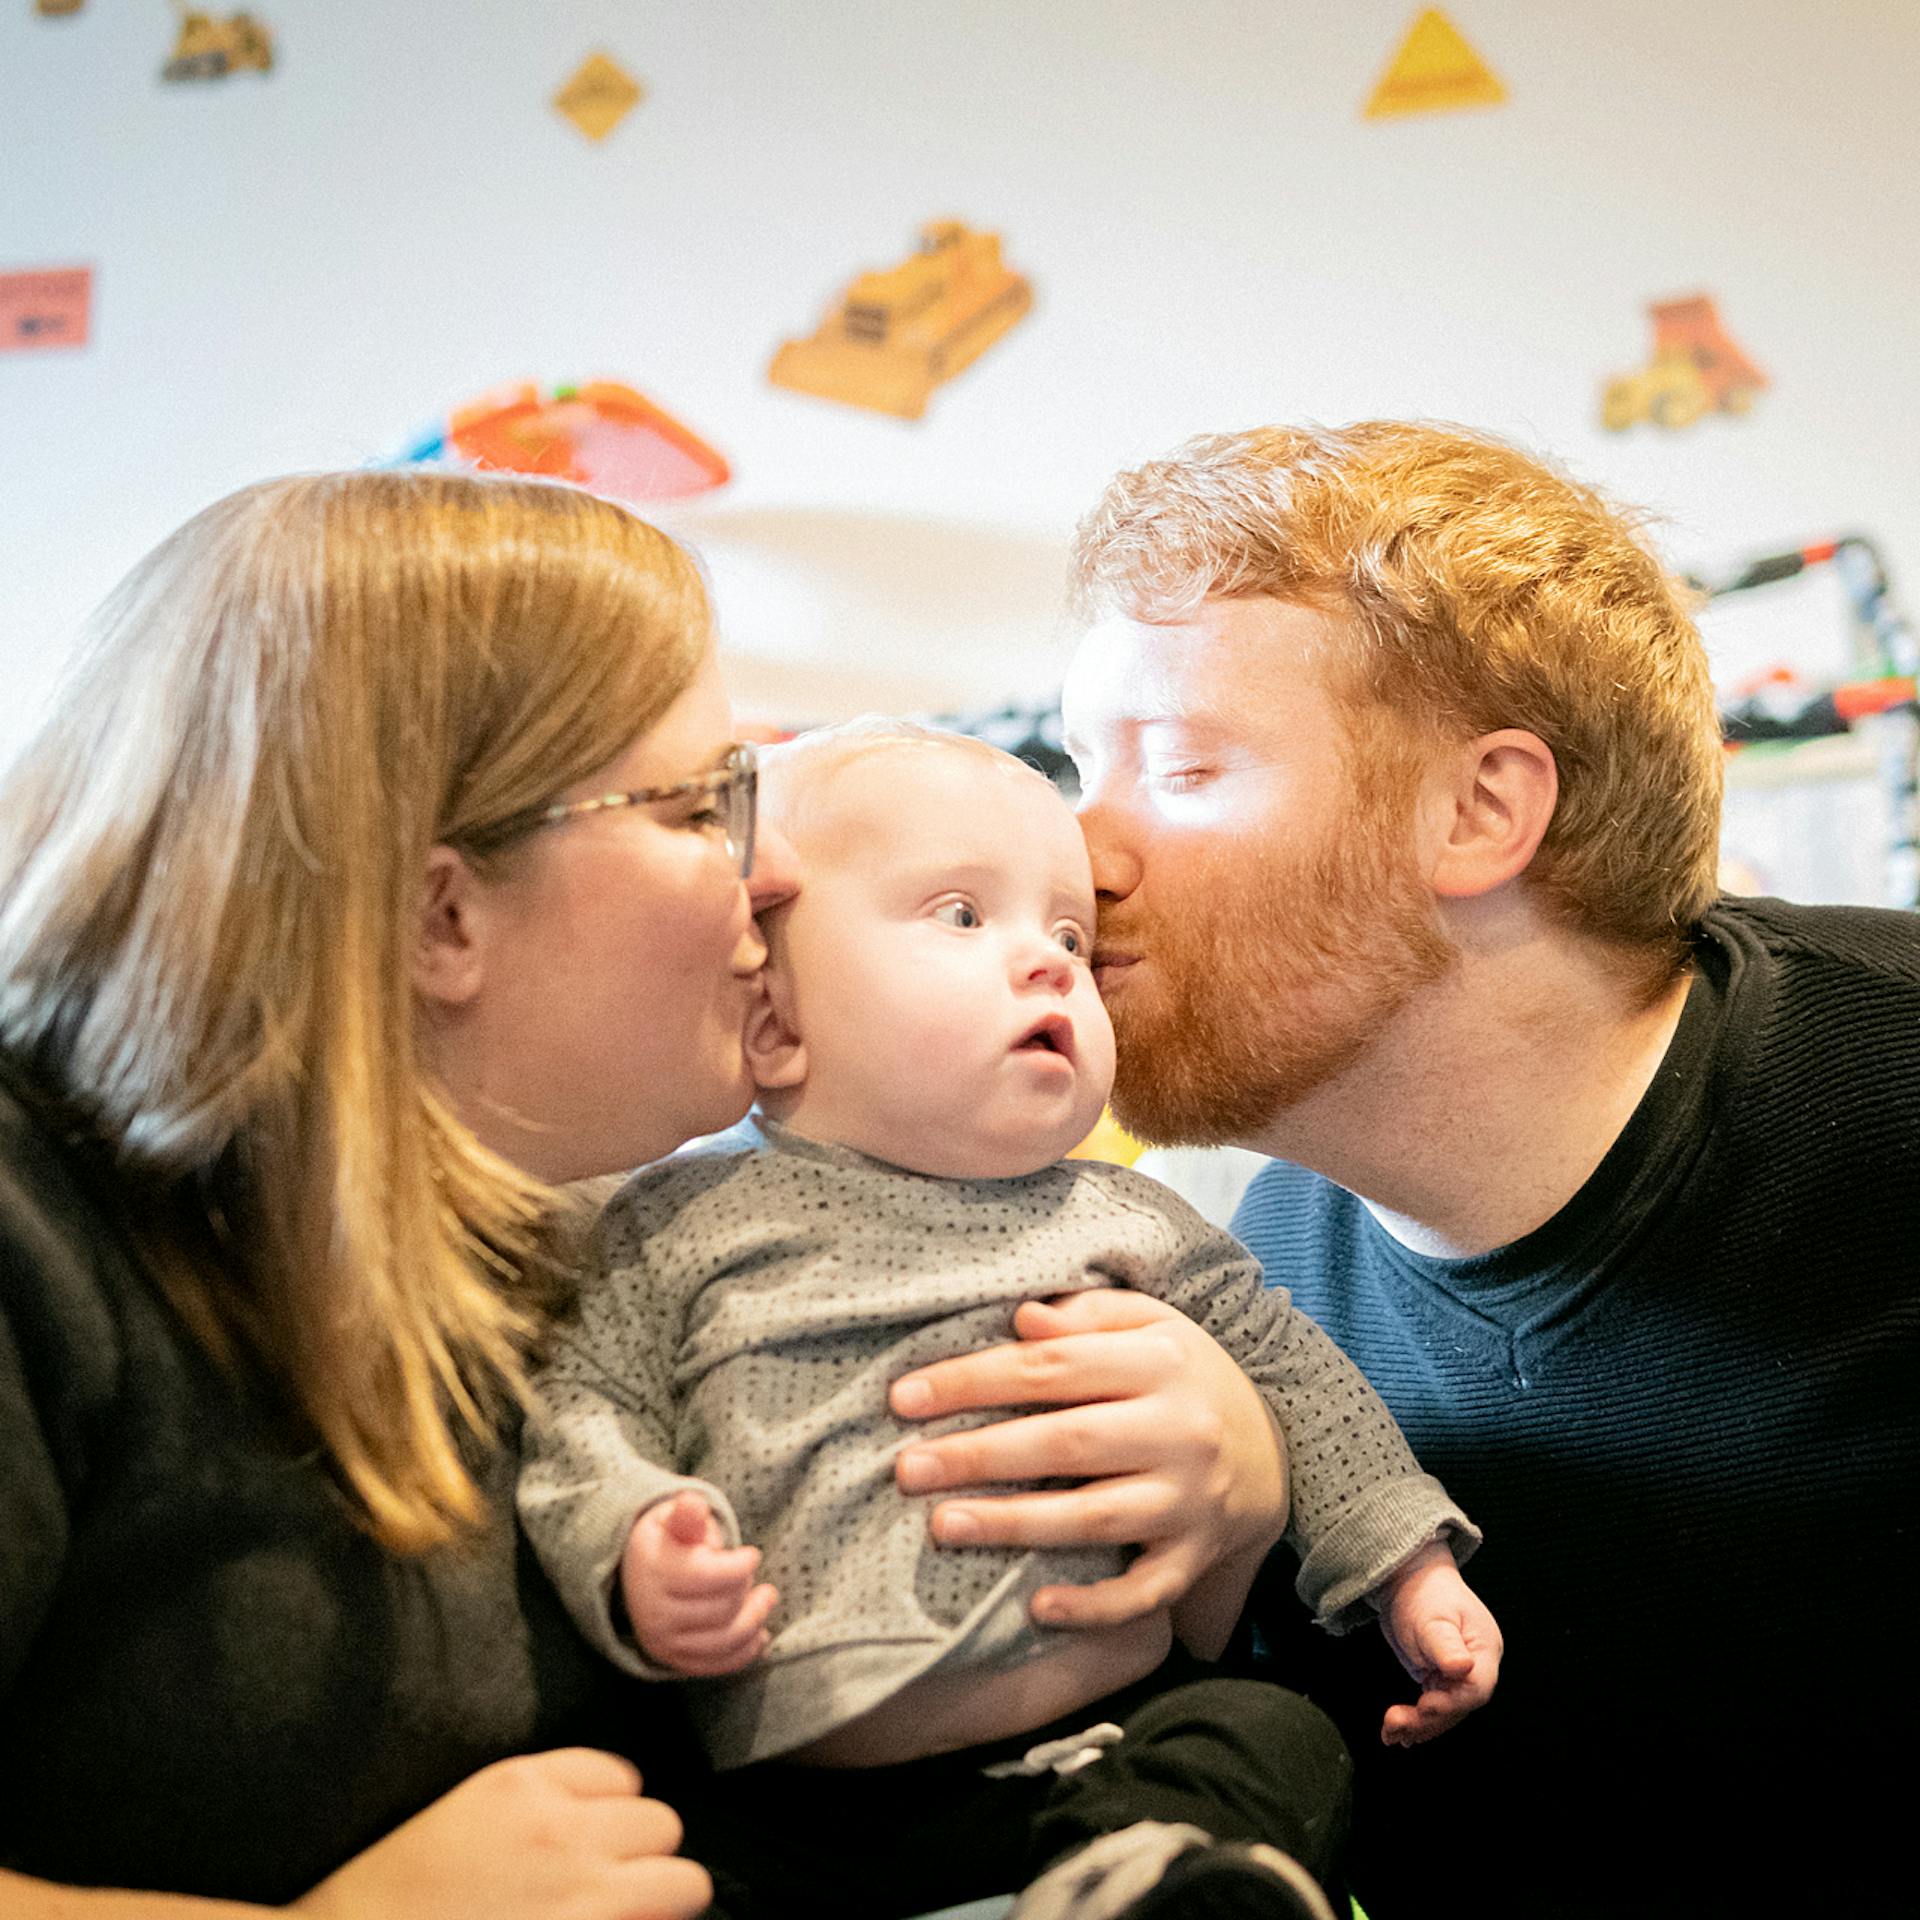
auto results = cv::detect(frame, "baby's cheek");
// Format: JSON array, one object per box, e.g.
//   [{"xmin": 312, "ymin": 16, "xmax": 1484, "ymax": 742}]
[{"xmin": 1084, "ymin": 998, "xmax": 1120, "ymax": 1086}]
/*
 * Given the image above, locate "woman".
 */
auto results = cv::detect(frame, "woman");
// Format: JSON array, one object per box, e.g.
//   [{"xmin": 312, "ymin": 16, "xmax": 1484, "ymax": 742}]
[{"xmin": 0, "ymin": 470, "xmax": 1287, "ymax": 1918}]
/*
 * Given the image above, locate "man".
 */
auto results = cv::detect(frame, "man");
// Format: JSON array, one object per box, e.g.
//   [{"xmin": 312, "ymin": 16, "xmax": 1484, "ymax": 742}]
[{"xmin": 1057, "ymin": 421, "xmax": 1919, "ymax": 1914}]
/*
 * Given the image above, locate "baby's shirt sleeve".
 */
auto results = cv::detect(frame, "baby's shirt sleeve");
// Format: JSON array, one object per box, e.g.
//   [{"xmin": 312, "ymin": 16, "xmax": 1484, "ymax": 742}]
[
  {"xmin": 516, "ymin": 1177, "xmax": 743, "ymax": 1677},
  {"xmin": 1107, "ymin": 1169, "xmax": 1480, "ymax": 1632}
]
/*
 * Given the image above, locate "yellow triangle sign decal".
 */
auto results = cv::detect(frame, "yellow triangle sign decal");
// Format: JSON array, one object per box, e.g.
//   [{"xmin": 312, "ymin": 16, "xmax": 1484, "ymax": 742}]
[{"xmin": 1364, "ymin": 8, "xmax": 1508, "ymax": 120}]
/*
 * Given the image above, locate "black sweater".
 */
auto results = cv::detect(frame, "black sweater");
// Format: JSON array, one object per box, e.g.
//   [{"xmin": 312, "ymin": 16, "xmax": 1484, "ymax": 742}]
[
  {"xmin": 0, "ymin": 1073, "xmax": 690, "ymax": 1903},
  {"xmin": 1234, "ymin": 897, "xmax": 1920, "ymax": 1915}
]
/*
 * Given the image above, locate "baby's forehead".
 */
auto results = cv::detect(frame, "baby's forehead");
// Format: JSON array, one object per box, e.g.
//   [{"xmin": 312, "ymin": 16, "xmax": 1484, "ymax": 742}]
[
  {"xmin": 777, "ymin": 742, "xmax": 1088, "ymax": 890},
  {"xmin": 771, "ymin": 734, "xmax": 1066, "ymax": 834}
]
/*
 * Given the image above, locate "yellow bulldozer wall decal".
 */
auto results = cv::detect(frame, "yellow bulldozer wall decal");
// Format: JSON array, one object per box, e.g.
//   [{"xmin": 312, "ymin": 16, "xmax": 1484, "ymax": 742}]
[{"xmin": 769, "ymin": 221, "xmax": 1033, "ymax": 422}]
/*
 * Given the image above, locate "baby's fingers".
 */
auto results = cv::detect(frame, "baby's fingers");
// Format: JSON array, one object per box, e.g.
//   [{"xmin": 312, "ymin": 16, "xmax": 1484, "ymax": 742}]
[
  {"xmin": 1380, "ymin": 1684, "xmax": 1468, "ymax": 1747},
  {"xmin": 660, "ymin": 1490, "xmax": 719, "ymax": 1547},
  {"xmin": 658, "ymin": 1540, "xmax": 763, "ymax": 1599},
  {"xmin": 1414, "ymin": 1616, "xmax": 1475, "ymax": 1676},
  {"xmin": 663, "ymin": 1583, "xmax": 778, "ymax": 1675},
  {"xmin": 1380, "ymin": 1700, "xmax": 1429, "ymax": 1747},
  {"xmin": 660, "ymin": 1582, "xmax": 779, "ymax": 1634}
]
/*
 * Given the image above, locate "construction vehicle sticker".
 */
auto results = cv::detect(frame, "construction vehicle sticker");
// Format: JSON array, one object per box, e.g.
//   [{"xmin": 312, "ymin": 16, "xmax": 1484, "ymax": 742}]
[
  {"xmin": 0, "ymin": 265, "xmax": 91, "ymax": 353},
  {"xmin": 769, "ymin": 221, "xmax": 1033, "ymax": 422},
  {"xmin": 161, "ymin": 10, "xmax": 273, "ymax": 83},
  {"xmin": 553, "ymin": 52, "xmax": 644, "ymax": 143},
  {"xmin": 1364, "ymin": 8, "xmax": 1507, "ymax": 120},
  {"xmin": 1601, "ymin": 295, "xmax": 1768, "ymax": 432}
]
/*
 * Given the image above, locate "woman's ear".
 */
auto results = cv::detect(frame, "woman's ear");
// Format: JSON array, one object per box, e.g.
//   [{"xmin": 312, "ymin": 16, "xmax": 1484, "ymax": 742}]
[
  {"xmin": 413, "ymin": 845, "xmax": 487, "ymax": 1008},
  {"xmin": 1427, "ymin": 729, "xmax": 1559, "ymax": 900},
  {"xmin": 744, "ymin": 973, "xmax": 808, "ymax": 1092}
]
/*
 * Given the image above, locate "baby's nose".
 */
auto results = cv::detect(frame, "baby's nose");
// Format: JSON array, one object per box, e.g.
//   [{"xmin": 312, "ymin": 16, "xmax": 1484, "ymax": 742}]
[{"xmin": 1018, "ymin": 942, "xmax": 1074, "ymax": 991}]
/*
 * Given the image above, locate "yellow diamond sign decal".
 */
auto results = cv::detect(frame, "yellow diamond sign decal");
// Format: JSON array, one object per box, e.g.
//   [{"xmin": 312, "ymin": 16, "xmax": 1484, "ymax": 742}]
[
  {"xmin": 554, "ymin": 52, "xmax": 643, "ymax": 143},
  {"xmin": 1364, "ymin": 9, "xmax": 1507, "ymax": 120}
]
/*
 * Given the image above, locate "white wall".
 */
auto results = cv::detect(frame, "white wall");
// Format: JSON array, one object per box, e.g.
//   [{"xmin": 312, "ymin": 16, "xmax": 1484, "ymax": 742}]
[{"xmin": 5, "ymin": 2, "xmax": 1917, "ymax": 824}]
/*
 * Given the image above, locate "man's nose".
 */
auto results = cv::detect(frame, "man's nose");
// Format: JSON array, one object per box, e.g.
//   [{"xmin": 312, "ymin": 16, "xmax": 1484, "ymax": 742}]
[{"xmin": 1074, "ymin": 792, "xmax": 1142, "ymax": 904}]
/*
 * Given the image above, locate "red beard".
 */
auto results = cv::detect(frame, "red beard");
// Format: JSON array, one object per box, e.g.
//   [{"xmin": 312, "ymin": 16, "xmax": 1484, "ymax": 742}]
[{"xmin": 1103, "ymin": 804, "xmax": 1454, "ymax": 1148}]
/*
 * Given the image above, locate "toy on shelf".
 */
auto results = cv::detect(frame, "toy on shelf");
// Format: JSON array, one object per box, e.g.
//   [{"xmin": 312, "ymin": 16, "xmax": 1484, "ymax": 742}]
[
  {"xmin": 1722, "ymin": 668, "xmax": 1919, "ymax": 745},
  {"xmin": 162, "ymin": 10, "xmax": 273, "ymax": 82},
  {"xmin": 769, "ymin": 220, "xmax": 1033, "ymax": 421},
  {"xmin": 1601, "ymin": 294, "xmax": 1766, "ymax": 431},
  {"xmin": 1700, "ymin": 537, "xmax": 1918, "ymax": 909},
  {"xmin": 397, "ymin": 381, "xmax": 730, "ymax": 504}
]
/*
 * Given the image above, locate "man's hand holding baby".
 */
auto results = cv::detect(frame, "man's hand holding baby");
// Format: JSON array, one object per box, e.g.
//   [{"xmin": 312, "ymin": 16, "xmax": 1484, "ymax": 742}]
[
  {"xmin": 1368, "ymin": 1539, "xmax": 1504, "ymax": 1748},
  {"xmin": 621, "ymin": 1490, "xmax": 779, "ymax": 1676}
]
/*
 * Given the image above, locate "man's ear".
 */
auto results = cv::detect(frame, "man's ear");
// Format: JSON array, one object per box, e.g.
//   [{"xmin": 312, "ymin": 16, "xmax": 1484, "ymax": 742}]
[
  {"xmin": 744, "ymin": 970, "xmax": 808, "ymax": 1092},
  {"xmin": 413, "ymin": 845, "xmax": 488, "ymax": 1008},
  {"xmin": 1426, "ymin": 729, "xmax": 1559, "ymax": 900}
]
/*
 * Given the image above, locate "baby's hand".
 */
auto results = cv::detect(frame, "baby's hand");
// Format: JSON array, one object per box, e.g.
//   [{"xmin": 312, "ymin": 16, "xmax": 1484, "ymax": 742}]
[
  {"xmin": 1371, "ymin": 1540, "xmax": 1504, "ymax": 1748},
  {"xmin": 620, "ymin": 1490, "xmax": 778, "ymax": 1676}
]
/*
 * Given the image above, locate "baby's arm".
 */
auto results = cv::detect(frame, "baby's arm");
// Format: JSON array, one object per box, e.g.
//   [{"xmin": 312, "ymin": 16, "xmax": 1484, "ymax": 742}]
[
  {"xmin": 1132, "ymin": 1192, "xmax": 1478, "ymax": 1615},
  {"xmin": 518, "ymin": 1183, "xmax": 747, "ymax": 1674},
  {"xmin": 622, "ymin": 1490, "xmax": 778, "ymax": 1676},
  {"xmin": 1113, "ymin": 1173, "xmax": 1498, "ymax": 1732},
  {"xmin": 1369, "ymin": 1539, "xmax": 1504, "ymax": 1746}
]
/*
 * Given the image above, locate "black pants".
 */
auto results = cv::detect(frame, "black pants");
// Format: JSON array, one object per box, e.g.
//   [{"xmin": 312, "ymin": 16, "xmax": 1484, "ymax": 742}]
[{"xmin": 682, "ymin": 1654, "xmax": 1353, "ymax": 1920}]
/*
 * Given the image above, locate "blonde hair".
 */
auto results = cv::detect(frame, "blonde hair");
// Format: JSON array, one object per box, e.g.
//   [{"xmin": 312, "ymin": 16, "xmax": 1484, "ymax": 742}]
[
  {"xmin": 1072, "ymin": 422, "xmax": 1723, "ymax": 975},
  {"xmin": 0, "ymin": 470, "xmax": 709, "ymax": 1550}
]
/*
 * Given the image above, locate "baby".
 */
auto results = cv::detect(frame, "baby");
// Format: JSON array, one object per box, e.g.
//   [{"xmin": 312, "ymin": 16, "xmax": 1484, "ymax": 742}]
[{"xmin": 520, "ymin": 723, "xmax": 1500, "ymax": 1920}]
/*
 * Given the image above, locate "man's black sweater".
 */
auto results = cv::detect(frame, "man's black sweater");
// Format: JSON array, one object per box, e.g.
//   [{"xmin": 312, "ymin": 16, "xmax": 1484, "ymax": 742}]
[{"xmin": 1233, "ymin": 897, "xmax": 1920, "ymax": 1914}]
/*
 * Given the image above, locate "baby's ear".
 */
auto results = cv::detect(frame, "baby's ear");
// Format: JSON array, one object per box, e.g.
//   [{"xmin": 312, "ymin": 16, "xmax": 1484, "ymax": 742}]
[{"xmin": 744, "ymin": 978, "xmax": 808, "ymax": 1091}]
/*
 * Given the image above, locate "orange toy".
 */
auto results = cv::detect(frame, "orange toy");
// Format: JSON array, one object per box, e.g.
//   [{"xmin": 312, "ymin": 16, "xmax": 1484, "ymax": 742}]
[{"xmin": 443, "ymin": 381, "xmax": 730, "ymax": 501}]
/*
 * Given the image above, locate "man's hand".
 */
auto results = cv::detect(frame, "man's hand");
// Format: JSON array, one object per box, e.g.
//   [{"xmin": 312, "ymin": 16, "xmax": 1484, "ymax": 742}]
[
  {"xmin": 620, "ymin": 1491, "xmax": 777, "ymax": 1676},
  {"xmin": 888, "ymin": 1289, "xmax": 1288, "ymax": 1632},
  {"xmin": 1371, "ymin": 1541, "xmax": 1504, "ymax": 1746}
]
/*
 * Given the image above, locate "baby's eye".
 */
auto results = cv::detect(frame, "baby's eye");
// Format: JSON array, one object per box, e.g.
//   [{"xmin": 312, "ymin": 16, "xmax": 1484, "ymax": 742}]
[
  {"xmin": 932, "ymin": 899, "xmax": 981, "ymax": 930},
  {"xmin": 1054, "ymin": 924, "xmax": 1088, "ymax": 957}
]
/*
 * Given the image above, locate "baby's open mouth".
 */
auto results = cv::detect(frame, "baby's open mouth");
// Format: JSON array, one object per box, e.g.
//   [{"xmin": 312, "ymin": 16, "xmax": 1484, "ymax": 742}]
[{"xmin": 1015, "ymin": 1014, "xmax": 1075, "ymax": 1063}]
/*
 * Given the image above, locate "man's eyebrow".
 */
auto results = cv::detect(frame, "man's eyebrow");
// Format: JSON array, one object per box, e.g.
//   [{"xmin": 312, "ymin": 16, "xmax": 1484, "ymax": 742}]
[
  {"xmin": 1062, "ymin": 707, "xmax": 1229, "ymax": 757},
  {"xmin": 1142, "ymin": 709, "xmax": 1236, "ymax": 738}
]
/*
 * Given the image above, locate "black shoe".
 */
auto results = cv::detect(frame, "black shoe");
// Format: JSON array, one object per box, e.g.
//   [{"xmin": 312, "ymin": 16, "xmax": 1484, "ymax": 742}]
[{"xmin": 1013, "ymin": 1820, "xmax": 1339, "ymax": 1920}]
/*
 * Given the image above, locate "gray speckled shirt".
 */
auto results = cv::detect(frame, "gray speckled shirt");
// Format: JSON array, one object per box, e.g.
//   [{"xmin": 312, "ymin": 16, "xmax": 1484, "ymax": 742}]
[{"xmin": 518, "ymin": 1119, "xmax": 1476, "ymax": 1770}]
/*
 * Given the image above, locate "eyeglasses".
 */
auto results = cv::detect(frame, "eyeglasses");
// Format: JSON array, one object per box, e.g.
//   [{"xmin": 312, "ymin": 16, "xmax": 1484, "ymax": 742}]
[{"xmin": 463, "ymin": 743, "xmax": 758, "ymax": 875}]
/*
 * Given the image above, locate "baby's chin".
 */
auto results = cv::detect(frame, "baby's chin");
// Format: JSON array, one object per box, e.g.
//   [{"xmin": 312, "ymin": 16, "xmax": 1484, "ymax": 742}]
[{"xmin": 881, "ymin": 1114, "xmax": 1109, "ymax": 1182}]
